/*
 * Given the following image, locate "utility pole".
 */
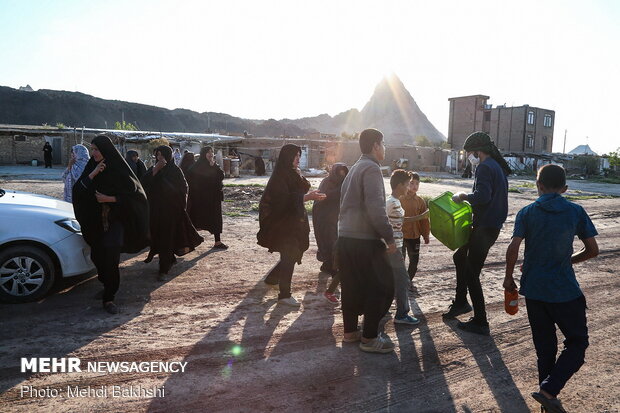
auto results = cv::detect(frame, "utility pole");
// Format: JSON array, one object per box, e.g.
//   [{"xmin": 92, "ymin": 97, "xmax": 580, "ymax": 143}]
[{"xmin": 563, "ymin": 129, "xmax": 567, "ymax": 154}]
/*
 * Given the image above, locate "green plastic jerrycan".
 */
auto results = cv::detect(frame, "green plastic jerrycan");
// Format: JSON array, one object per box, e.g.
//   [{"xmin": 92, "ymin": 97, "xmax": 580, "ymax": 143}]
[{"xmin": 429, "ymin": 191, "xmax": 472, "ymax": 250}]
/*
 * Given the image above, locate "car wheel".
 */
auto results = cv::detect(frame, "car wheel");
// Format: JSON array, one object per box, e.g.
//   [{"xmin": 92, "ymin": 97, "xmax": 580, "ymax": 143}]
[{"xmin": 0, "ymin": 246, "xmax": 55, "ymax": 303}]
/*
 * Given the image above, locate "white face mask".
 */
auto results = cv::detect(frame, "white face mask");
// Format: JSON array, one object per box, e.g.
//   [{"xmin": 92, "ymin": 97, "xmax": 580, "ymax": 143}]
[{"xmin": 468, "ymin": 153, "xmax": 480, "ymax": 166}]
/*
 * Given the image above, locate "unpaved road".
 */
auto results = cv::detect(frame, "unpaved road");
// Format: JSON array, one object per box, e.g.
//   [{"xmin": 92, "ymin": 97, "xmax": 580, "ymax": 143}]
[{"xmin": 0, "ymin": 176, "xmax": 619, "ymax": 413}]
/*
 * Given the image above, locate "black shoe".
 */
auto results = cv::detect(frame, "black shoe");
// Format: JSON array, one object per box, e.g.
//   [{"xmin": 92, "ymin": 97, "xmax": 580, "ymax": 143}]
[
  {"xmin": 144, "ymin": 252, "xmax": 155, "ymax": 263},
  {"xmin": 531, "ymin": 392, "xmax": 567, "ymax": 413},
  {"xmin": 457, "ymin": 318, "xmax": 490, "ymax": 336},
  {"xmin": 157, "ymin": 272, "xmax": 168, "ymax": 282},
  {"xmin": 103, "ymin": 302, "xmax": 119, "ymax": 314},
  {"xmin": 442, "ymin": 300, "xmax": 473, "ymax": 319},
  {"xmin": 213, "ymin": 243, "xmax": 229, "ymax": 250}
]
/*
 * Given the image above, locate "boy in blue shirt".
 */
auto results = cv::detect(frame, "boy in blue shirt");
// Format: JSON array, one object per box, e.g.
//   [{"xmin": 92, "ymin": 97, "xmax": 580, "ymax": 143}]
[{"xmin": 504, "ymin": 164, "xmax": 598, "ymax": 413}]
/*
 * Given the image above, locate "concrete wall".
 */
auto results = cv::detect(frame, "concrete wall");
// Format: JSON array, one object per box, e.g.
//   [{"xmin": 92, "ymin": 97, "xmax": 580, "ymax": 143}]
[
  {"xmin": 236, "ymin": 138, "xmax": 449, "ymax": 172},
  {"xmin": 0, "ymin": 129, "xmax": 76, "ymax": 165}
]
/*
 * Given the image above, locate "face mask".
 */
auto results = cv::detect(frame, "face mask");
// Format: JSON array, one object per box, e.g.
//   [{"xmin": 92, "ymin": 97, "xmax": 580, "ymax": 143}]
[{"xmin": 468, "ymin": 153, "xmax": 479, "ymax": 166}]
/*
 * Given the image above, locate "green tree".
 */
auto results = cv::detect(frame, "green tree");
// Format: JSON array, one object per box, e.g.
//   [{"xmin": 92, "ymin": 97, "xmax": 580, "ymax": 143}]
[
  {"xmin": 414, "ymin": 135, "xmax": 432, "ymax": 147},
  {"xmin": 147, "ymin": 137, "xmax": 170, "ymax": 155},
  {"xmin": 608, "ymin": 148, "xmax": 620, "ymax": 168},
  {"xmin": 114, "ymin": 121, "xmax": 138, "ymax": 131}
]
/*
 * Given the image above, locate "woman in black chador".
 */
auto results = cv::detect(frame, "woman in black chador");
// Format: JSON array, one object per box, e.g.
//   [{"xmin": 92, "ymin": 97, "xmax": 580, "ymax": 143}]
[
  {"xmin": 186, "ymin": 147, "xmax": 228, "ymax": 249},
  {"xmin": 72, "ymin": 135, "xmax": 149, "ymax": 314},
  {"xmin": 43, "ymin": 142, "xmax": 53, "ymax": 168},
  {"xmin": 257, "ymin": 144, "xmax": 325, "ymax": 307},
  {"xmin": 141, "ymin": 146, "xmax": 204, "ymax": 281},
  {"xmin": 179, "ymin": 151, "xmax": 196, "ymax": 176},
  {"xmin": 312, "ymin": 163, "xmax": 349, "ymax": 303},
  {"xmin": 125, "ymin": 150, "xmax": 147, "ymax": 180},
  {"xmin": 254, "ymin": 155, "xmax": 266, "ymax": 176}
]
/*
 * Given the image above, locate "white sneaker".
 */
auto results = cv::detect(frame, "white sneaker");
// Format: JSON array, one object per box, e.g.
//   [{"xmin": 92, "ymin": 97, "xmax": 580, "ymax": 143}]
[
  {"xmin": 359, "ymin": 335, "xmax": 395, "ymax": 354},
  {"xmin": 278, "ymin": 297, "xmax": 301, "ymax": 308}
]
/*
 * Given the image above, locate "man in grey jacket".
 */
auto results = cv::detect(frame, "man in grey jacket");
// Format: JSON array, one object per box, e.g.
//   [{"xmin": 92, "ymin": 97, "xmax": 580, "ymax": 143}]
[{"xmin": 337, "ymin": 128, "xmax": 396, "ymax": 353}]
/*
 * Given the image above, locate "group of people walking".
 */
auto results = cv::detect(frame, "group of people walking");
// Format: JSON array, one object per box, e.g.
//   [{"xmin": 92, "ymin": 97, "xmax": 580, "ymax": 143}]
[
  {"xmin": 256, "ymin": 128, "xmax": 599, "ymax": 413},
  {"xmin": 61, "ymin": 128, "xmax": 598, "ymax": 412},
  {"xmin": 64, "ymin": 136, "xmax": 227, "ymax": 315}
]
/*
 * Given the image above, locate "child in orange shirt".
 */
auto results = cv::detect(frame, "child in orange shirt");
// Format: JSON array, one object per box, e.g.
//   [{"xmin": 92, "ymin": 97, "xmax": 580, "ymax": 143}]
[{"xmin": 399, "ymin": 172, "xmax": 430, "ymax": 288}]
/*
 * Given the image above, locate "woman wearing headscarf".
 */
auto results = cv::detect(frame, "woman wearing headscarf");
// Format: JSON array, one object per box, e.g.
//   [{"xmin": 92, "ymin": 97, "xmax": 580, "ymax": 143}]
[
  {"xmin": 141, "ymin": 146, "xmax": 204, "ymax": 281},
  {"xmin": 179, "ymin": 151, "xmax": 196, "ymax": 176},
  {"xmin": 257, "ymin": 144, "xmax": 326, "ymax": 307},
  {"xmin": 443, "ymin": 131, "xmax": 510, "ymax": 336},
  {"xmin": 125, "ymin": 150, "xmax": 147, "ymax": 180},
  {"xmin": 186, "ymin": 147, "xmax": 228, "ymax": 249},
  {"xmin": 72, "ymin": 135, "xmax": 150, "ymax": 314},
  {"xmin": 312, "ymin": 163, "xmax": 349, "ymax": 303},
  {"xmin": 254, "ymin": 155, "xmax": 266, "ymax": 176},
  {"xmin": 43, "ymin": 142, "xmax": 53, "ymax": 168},
  {"xmin": 62, "ymin": 144, "xmax": 90, "ymax": 203}
]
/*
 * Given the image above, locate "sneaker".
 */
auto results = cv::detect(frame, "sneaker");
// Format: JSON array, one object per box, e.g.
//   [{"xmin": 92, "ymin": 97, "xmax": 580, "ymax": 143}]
[
  {"xmin": 343, "ymin": 330, "xmax": 362, "ymax": 343},
  {"xmin": 278, "ymin": 297, "xmax": 301, "ymax": 308},
  {"xmin": 394, "ymin": 314, "xmax": 420, "ymax": 325},
  {"xmin": 264, "ymin": 281, "xmax": 279, "ymax": 291},
  {"xmin": 324, "ymin": 291, "xmax": 339, "ymax": 304},
  {"xmin": 457, "ymin": 318, "xmax": 490, "ymax": 336},
  {"xmin": 531, "ymin": 392, "xmax": 568, "ymax": 413},
  {"xmin": 103, "ymin": 302, "xmax": 119, "ymax": 314},
  {"xmin": 359, "ymin": 335, "xmax": 395, "ymax": 354},
  {"xmin": 442, "ymin": 300, "xmax": 473, "ymax": 319}
]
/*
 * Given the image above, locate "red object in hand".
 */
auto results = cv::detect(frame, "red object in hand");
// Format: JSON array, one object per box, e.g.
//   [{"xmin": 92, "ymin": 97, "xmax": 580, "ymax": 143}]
[{"xmin": 504, "ymin": 290, "xmax": 519, "ymax": 315}]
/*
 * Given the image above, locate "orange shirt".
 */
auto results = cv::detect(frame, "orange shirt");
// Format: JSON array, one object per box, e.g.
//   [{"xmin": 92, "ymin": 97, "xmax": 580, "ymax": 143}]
[{"xmin": 399, "ymin": 193, "xmax": 430, "ymax": 240}]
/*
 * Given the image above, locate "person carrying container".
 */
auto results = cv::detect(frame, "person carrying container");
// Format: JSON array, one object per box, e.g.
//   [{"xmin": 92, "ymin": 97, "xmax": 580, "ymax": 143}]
[{"xmin": 443, "ymin": 132, "xmax": 511, "ymax": 336}]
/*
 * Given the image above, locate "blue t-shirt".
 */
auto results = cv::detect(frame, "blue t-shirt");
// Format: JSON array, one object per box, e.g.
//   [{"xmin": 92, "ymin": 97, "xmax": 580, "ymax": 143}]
[
  {"xmin": 513, "ymin": 193, "xmax": 598, "ymax": 303},
  {"xmin": 466, "ymin": 157, "xmax": 508, "ymax": 229}
]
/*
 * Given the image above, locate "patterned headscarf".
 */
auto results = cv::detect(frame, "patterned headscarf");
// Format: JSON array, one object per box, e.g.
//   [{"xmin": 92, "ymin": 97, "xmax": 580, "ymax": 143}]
[
  {"xmin": 62, "ymin": 144, "xmax": 90, "ymax": 203},
  {"xmin": 70, "ymin": 144, "xmax": 90, "ymax": 181},
  {"xmin": 463, "ymin": 132, "xmax": 512, "ymax": 176}
]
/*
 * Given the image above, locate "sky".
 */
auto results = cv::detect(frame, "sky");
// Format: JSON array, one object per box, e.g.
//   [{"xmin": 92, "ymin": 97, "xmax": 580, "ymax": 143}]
[{"xmin": 0, "ymin": 0, "xmax": 618, "ymax": 154}]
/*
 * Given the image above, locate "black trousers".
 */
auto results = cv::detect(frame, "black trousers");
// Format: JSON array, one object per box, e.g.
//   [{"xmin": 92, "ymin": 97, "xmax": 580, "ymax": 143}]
[
  {"xmin": 264, "ymin": 251, "xmax": 297, "ymax": 299},
  {"xmin": 401, "ymin": 237, "xmax": 421, "ymax": 280},
  {"xmin": 526, "ymin": 296, "xmax": 589, "ymax": 397},
  {"xmin": 337, "ymin": 237, "xmax": 394, "ymax": 339},
  {"xmin": 453, "ymin": 226, "xmax": 500, "ymax": 324},
  {"xmin": 90, "ymin": 244, "xmax": 121, "ymax": 303}
]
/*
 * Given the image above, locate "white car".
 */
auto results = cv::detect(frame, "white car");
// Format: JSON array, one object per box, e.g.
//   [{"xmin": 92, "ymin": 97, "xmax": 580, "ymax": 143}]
[{"xmin": 0, "ymin": 188, "xmax": 95, "ymax": 303}]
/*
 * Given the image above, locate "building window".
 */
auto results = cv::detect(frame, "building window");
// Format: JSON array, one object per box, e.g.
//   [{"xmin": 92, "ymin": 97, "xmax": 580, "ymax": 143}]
[
  {"xmin": 542, "ymin": 136, "xmax": 548, "ymax": 151},
  {"xmin": 543, "ymin": 114, "xmax": 552, "ymax": 127},
  {"xmin": 527, "ymin": 111, "xmax": 535, "ymax": 125},
  {"xmin": 527, "ymin": 135, "xmax": 534, "ymax": 148}
]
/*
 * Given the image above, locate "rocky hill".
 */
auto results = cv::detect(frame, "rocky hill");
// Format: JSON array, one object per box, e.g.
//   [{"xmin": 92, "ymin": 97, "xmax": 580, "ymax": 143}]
[
  {"xmin": 0, "ymin": 75, "xmax": 445, "ymax": 145},
  {"xmin": 284, "ymin": 74, "xmax": 445, "ymax": 145},
  {"xmin": 0, "ymin": 86, "xmax": 310, "ymax": 137}
]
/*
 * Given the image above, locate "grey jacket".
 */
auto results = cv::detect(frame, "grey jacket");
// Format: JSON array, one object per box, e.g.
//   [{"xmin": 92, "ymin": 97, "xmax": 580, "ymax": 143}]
[{"xmin": 338, "ymin": 154, "xmax": 394, "ymax": 244}]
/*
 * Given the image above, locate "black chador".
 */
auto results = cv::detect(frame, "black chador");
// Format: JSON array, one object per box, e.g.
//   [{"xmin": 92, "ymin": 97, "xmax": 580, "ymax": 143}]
[
  {"xmin": 72, "ymin": 135, "xmax": 150, "ymax": 312},
  {"xmin": 141, "ymin": 145, "xmax": 204, "ymax": 278},
  {"xmin": 186, "ymin": 149, "xmax": 225, "ymax": 235}
]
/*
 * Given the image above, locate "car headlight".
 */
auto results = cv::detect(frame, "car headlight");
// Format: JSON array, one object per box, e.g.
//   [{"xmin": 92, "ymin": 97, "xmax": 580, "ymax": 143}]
[{"xmin": 55, "ymin": 218, "xmax": 82, "ymax": 233}]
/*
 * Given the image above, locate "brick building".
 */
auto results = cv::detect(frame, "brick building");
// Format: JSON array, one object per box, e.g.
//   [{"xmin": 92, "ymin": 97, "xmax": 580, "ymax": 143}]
[{"xmin": 448, "ymin": 95, "xmax": 555, "ymax": 154}]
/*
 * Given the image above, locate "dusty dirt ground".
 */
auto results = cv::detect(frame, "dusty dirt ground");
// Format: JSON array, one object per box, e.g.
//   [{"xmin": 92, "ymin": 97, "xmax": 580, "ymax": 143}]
[{"xmin": 0, "ymin": 174, "xmax": 619, "ymax": 413}]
